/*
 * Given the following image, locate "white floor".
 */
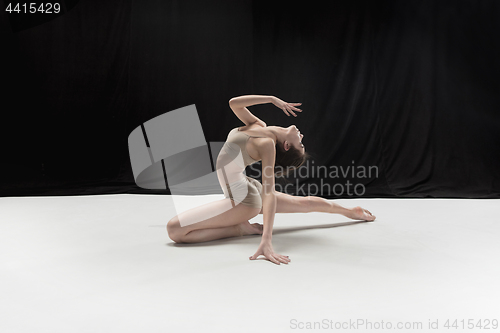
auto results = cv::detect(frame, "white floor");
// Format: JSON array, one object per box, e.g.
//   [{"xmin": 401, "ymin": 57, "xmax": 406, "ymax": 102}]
[{"xmin": 1, "ymin": 194, "xmax": 499, "ymax": 333}]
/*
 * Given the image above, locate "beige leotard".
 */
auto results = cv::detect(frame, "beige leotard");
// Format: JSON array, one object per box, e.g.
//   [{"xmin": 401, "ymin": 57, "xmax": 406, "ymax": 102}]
[{"xmin": 216, "ymin": 127, "xmax": 265, "ymax": 209}]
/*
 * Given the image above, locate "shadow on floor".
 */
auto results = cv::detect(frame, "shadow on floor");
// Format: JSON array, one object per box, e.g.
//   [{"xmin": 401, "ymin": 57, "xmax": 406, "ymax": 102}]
[{"xmin": 163, "ymin": 220, "xmax": 373, "ymax": 248}]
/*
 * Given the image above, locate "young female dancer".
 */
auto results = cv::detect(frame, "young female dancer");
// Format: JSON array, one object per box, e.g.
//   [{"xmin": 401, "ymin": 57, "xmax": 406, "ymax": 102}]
[{"xmin": 167, "ymin": 95, "xmax": 376, "ymax": 265}]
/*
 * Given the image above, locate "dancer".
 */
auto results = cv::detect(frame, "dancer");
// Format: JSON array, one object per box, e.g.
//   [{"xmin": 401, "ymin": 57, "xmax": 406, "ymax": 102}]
[{"xmin": 167, "ymin": 95, "xmax": 376, "ymax": 264}]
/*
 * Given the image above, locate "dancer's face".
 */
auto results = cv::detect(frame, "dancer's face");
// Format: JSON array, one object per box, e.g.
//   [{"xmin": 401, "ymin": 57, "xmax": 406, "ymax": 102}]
[{"xmin": 283, "ymin": 125, "xmax": 305, "ymax": 154}]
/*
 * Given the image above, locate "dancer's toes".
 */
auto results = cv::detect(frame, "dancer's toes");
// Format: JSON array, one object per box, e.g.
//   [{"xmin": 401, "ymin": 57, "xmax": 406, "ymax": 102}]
[
  {"xmin": 239, "ymin": 221, "xmax": 263, "ymax": 236},
  {"xmin": 251, "ymin": 222, "xmax": 264, "ymax": 234},
  {"xmin": 348, "ymin": 206, "xmax": 376, "ymax": 221},
  {"xmin": 364, "ymin": 209, "xmax": 376, "ymax": 221}
]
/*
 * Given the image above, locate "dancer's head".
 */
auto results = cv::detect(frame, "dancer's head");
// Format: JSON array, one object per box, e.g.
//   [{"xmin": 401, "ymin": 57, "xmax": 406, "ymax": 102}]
[{"xmin": 275, "ymin": 125, "xmax": 309, "ymax": 177}]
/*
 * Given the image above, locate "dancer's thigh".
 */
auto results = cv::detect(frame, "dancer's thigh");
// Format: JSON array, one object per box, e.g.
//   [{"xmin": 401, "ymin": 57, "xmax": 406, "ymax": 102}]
[{"xmin": 170, "ymin": 198, "xmax": 260, "ymax": 232}]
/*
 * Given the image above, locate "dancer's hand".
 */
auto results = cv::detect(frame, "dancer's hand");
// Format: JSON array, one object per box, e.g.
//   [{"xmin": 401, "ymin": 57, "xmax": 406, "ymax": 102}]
[
  {"xmin": 249, "ymin": 240, "xmax": 291, "ymax": 265},
  {"xmin": 271, "ymin": 96, "xmax": 302, "ymax": 117}
]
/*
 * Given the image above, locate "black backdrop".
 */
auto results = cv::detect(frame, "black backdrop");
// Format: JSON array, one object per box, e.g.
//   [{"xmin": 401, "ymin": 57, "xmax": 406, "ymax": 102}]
[{"xmin": 1, "ymin": 0, "xmax": 499, "ymax": 198}]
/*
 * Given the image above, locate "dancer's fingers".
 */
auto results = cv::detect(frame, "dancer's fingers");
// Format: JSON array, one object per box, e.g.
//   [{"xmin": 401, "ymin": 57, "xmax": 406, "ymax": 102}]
[
  {"xmin": 249, "ymin": 251, "xmax": 261, "ymax": 260},
  {"xmin": 268, "ymin": 255, "xmax": 281, "ymax": 265},
  {"xmin": 280, "ymin": 255, "xmax": 291, "ymax": 263},
  {"xmin": 276, "ymin": 255, "xmax": 289, "ymax": 264}
]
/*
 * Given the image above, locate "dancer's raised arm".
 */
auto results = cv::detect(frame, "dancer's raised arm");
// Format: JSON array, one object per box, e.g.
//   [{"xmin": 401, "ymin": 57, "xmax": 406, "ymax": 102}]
[
  {"xmin": 229, "ymin": 95, "xmax": 272, "ymax": 126},
  {"xmin": 229, "ymin": 95, "xmax": 303, "ymax": 126}
]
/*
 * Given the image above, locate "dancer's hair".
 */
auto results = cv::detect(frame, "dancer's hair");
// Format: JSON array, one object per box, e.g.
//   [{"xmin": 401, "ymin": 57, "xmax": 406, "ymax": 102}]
[{"xmin": 274, "ymin": 142, "xmax": 309, "ymax": 178}]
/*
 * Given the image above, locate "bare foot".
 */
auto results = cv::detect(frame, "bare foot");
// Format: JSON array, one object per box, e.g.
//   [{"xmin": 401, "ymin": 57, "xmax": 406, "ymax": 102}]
[
  {"xmin": 346, "ymin": 206, "xmax": 376, "ymax": 221},
  {"xmin": 238, "ymin": 221, "xmax": 263, "ymax": 236}
]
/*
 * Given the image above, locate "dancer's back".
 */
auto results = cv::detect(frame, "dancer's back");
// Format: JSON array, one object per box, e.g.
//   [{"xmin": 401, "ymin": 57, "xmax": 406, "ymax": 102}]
[{"xmin": 216, "ymin": 127, "xmax": 264, "ymax": 209}]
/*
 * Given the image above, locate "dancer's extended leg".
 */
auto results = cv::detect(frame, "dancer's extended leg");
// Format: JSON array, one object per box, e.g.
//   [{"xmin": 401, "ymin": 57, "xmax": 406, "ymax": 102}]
[{"xmin": 259, "ymin": 192, "xmax": 376, "ymax": 221}]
